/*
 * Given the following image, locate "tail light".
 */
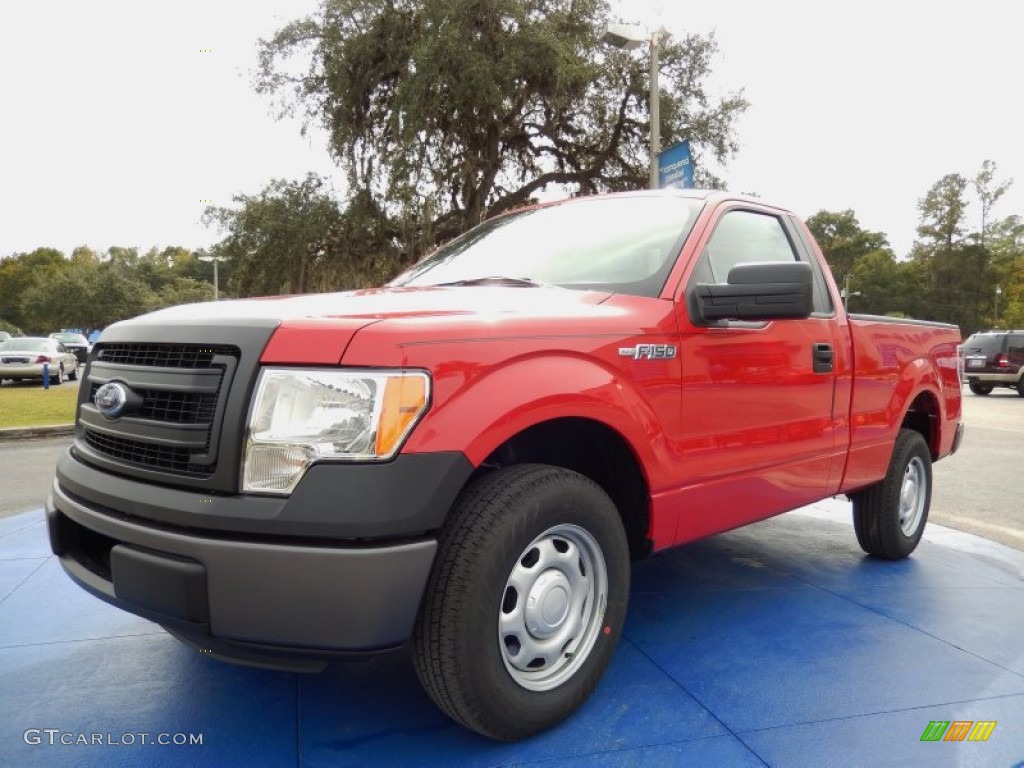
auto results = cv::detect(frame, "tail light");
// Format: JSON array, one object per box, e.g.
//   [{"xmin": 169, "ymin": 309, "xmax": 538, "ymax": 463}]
[
  {"xmin": 34, "ymin": 355, "xmax": 52, "ymax": 364},
  {"xmin": 996, "ymin": 354, "xmax": 1010, "ymax": 368}
]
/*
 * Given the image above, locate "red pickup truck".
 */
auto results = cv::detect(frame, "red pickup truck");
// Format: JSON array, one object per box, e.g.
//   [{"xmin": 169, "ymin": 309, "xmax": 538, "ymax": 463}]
[{"xmin": 47, "ymin": 190, "xmax": 963, "ymax": 740}]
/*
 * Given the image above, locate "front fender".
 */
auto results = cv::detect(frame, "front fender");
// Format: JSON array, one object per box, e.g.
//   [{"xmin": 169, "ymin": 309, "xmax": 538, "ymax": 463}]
[{"xmin": 402, "ymin": 352, "xmax": 674, "ymax": 487}]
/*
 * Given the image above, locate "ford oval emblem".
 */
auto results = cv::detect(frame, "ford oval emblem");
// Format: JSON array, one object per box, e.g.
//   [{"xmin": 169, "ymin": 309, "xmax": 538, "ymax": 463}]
[{"xmin": 94, "ymin": 382, "xmax": 128, "ymax": 419}]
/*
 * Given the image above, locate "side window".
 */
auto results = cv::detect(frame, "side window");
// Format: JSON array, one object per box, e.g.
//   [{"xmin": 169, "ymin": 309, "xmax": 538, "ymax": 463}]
[
  {"xmin": 1009, "ymin": 334, "xmax": 1024, "ymax": 365},
  {"xmin": 701, "ymin": 210, "xmax": 799, "ymax": 282}
]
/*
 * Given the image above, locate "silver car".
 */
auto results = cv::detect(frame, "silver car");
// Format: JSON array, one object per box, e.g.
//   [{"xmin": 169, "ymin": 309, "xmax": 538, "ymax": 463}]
[{"xmin": 0, "ymin": 337, "xmax": 80, "ymax": 385}]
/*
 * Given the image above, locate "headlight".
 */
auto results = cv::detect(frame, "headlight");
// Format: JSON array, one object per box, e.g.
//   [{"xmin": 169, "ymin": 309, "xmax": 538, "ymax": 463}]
[{"xmin": 243, "ymin": 368, "xmax": 430, "ymax": 494}]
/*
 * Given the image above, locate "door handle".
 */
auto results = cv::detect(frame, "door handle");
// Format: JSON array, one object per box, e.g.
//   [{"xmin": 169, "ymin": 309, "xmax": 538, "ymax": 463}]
[{"xmin": 813, "ymin": 343, "xmax": 833, "ymax": 373}]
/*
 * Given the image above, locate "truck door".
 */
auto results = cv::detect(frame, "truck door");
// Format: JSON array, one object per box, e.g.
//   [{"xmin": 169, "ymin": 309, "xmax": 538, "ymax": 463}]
[{"xmin": 670, "ymin": 204, "xmax": 843, "ymax": 544}]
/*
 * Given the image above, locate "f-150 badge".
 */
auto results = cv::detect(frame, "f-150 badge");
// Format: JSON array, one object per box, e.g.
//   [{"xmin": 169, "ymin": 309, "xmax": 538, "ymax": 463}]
[{"xmin": 618, "ymin": 344, "xmax": 677, "ymax": 360}]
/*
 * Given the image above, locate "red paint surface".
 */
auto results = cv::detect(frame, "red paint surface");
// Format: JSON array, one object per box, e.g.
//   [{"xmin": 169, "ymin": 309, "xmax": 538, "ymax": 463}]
[{"xmin": 248, "ymin": 193, "xmax": 962, "ymax": 553}]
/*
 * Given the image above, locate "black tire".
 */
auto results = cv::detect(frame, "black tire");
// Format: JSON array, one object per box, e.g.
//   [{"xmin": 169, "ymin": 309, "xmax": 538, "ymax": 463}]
[
  {"xmin": 68, "ymin": 362, "xmax": 79, "ymax": 381},
  {"xmin": 852, "ymin": 429, "xmax": 932, "ymax": 560},
  {"xmin": 1016, "ymin": 383, "xmax": 1024, "ymax": 398},
  {"xmin": 968, "ymin": 382, "xmax": 993, "ymax": 395},
  {"xmin": 51, "ymin": 365, "xmax": 65, "ymax": 386},
  {"xmin": 413, "ymin": 464, "xmax": 629, "ymax": 741}
]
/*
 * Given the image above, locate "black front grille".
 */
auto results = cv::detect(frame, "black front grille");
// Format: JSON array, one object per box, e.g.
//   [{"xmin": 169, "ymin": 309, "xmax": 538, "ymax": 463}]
[
  {"xmin": 87, "ymin": 385, "xmax": 218, "ymax": 425},
  {"xmin": 96, "ymin": 344, "xmax": 236, "ymax": 369},
  {"xmin": 84, "ymin": 430, "xmax": 211, "ymax": 475},
  {"xmin": 81, "ymin": 342, "xmax": 241, "ymax": 479}
]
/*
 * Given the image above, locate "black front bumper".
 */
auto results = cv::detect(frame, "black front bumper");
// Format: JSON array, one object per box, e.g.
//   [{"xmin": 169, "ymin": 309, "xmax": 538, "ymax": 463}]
[{"xmin": 46, "ymin": 449, "xmax": 474, "ymax": 664}]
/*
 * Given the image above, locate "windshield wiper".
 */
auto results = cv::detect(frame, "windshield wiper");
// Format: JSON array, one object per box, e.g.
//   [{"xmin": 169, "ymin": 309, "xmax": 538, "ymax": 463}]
[{"xmin": 435, "ymin": 276, "xmax": 548, "ymax": 288}]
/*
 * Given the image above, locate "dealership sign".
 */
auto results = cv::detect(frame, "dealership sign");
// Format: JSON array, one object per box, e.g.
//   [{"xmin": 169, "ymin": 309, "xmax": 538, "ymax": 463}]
[{"xmin": 658, "ymin": 140, "xmax": 693, "ymax": 189}]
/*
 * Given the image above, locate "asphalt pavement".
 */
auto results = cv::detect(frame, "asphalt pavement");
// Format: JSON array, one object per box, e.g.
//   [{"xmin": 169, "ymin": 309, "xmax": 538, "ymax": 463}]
[{"xmin": 931, "ymin": 387, "xmax": 1024, "ymax": 549}]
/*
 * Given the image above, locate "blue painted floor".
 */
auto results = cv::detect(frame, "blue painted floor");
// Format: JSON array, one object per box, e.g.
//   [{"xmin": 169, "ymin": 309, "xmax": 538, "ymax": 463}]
[{"xmin": 2, "ymin": 500, "xmax": 1023, "ymax": 767}]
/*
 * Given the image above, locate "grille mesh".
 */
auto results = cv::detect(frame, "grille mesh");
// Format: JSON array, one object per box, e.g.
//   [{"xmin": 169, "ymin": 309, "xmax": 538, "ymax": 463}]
[
  {"xmin": 87, "ymin": 385, "xmax": 218, "ymax": 425},
  {"xmin": 84, "ymin": 431, "xmax": 211, "ymax": 474},
  {"xmin": 96, "ymin": 344, "xmax": 235, "ymax": 369}
]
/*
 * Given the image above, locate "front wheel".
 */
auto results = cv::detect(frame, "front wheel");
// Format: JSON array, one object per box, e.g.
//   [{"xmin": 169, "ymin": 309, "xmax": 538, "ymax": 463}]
[
  {"xmin": 968, "ymin": 382, "xmax": 993, "ymax": 395},
  {"xmin": 852, "ymin": 429, "xmax": 932, "ymax": 560},
  {"xmin": 413, "ymin": 464, "xmax": 629, "ymax": 741}
]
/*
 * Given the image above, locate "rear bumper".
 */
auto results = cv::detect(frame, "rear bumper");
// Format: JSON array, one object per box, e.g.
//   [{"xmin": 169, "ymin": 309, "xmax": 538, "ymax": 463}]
[
  {"xmin": 966, "ymin": 371, "xmax": 1022, "ymax": 385},
  {"xmin": 0, "ymin": 363, "xmax": 49, "ymax": 379}
]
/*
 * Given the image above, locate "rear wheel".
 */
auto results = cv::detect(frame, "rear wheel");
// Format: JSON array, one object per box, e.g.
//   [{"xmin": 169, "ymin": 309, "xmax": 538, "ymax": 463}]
[
  {"xmin": 968, "ymin": 382, "xmax": 993, "ymax": 395},
  {"xmin": 852, "ymin": 429, "xmax": 932, "ymax": 560},
  {"xmin": 413, "ymin": 464, "xmax": 629, "ymax": 741}
]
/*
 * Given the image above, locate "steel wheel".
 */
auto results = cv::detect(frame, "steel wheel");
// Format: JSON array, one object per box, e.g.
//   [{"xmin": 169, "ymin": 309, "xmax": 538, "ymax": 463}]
[
  {"xmin": 413, "ymin": 464, "xmax": 629, "ymax": 740},
  {"xmin": 853, "ymin": 428, "xmax": 932, "ymax": 559},
  {"xmin": 498, "ymin": 524, "xmax": 608, "ymax": 691},
  {"xmin": 898, "ymin": 457, "xmax": 927, "ymax": 536}
]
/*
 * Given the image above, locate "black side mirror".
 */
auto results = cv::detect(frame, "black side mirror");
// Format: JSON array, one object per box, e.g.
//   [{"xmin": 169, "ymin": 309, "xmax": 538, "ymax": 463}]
[{"xmin": 692, "ymin": 261, "xmax": 814, "ymax": 323}]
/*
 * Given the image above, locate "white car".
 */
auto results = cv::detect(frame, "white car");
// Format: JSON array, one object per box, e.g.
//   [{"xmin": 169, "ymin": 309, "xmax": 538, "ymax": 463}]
[{"xmin": 0, "ymin": 337, "xmax": 79, "ymax": 385}]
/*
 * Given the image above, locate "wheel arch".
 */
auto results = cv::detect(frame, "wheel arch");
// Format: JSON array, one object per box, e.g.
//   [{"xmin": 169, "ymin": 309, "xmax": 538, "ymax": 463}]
[
  {"xmin": 477, "ymin": 417, "xmax": 652, "ymax": 561},
  {"xmin": 900, "ymin": 388, "xmax": 941, "ymax": 459}
]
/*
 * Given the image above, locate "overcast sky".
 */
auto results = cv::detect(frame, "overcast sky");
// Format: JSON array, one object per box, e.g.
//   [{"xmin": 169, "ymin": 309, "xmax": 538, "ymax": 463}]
[{"xmin": 1, "ymin": 0, "xmax": 1021, "ymax": 261}]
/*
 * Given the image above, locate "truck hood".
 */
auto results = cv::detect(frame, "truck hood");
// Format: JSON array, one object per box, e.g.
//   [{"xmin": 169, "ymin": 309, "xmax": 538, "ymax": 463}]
[{"xmin": 128, "ymin": 285, "xmax": 614, "ymax": 325}]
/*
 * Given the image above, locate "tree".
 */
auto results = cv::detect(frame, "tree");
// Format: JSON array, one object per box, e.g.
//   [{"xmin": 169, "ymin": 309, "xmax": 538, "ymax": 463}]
[
  {"xmin": 203, "ymin": 174, "xmax": 361, "ymax": 296},
  {"xmin": 973, "ymin": 159, "xmax": 1012, "ymax": 249},
  {"xmin": 845, "ymin": 251, "xmax": 920, "ymax": 317},
  {"xmin": 916, "ymin": 173, "xmax": 969, "ymax": 250},
  {"xmin": 150, "ymin": 277, "xmax": 217, "ymax": 310},
  {"xmin": 254, "ymin": 0, "xmax": 748, "ymax": 273},
  {"xmin": 986, "ymin": 214, "xmax": 1024, "ymax": 329},
  {"xmin": 0, "ymin": 248, "xmax": 67, "ymax": 332},
  {"xmin": 910, "ymin": 173, "xmax": 994, "ymax": 334},
  {"xmin": 805, "ymin": 209, "xmax": 892, "ymax": 283}
]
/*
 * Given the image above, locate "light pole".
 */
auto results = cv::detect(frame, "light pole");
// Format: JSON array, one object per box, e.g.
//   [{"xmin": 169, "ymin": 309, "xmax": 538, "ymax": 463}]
[
  {"xmin": 995, "ymin": 284, "xmax": 1002, "ymax": 327},
  {"xmin": 198, "ymin": 254, "xmax": 222, "ymax": 301},
  {"xmin": 842, "ymin": 274, "xmax": 861, "ymax": 312},
  {"xmin": 601, "ymin": 22, "xmax": 662, "ymax": 190}
]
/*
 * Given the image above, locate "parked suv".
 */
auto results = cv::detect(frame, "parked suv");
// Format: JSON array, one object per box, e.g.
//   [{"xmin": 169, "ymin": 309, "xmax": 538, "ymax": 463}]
[
  {"xmin": 963, "ymin": 330, "xmax": 1024, "ymax": 396},
  {"xmin": 48, "ymin": 332, "xmax": 91, "ymax": 364}
]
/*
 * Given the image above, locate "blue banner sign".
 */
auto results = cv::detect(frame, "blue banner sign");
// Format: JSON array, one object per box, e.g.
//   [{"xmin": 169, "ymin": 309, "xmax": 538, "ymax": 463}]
[{"xmin": 658, "ymin": 141, "xmax": 693, "ymax": 189}]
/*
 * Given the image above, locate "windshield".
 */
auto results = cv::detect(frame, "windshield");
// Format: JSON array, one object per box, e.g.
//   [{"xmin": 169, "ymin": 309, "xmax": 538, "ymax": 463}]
[
  {"xmin": 51, "ymin": 333, "xmax": 86, "ymax": 343},
  {"xmin": 391, "ymin": 195, "xmax": 703, "ymax": 298}
]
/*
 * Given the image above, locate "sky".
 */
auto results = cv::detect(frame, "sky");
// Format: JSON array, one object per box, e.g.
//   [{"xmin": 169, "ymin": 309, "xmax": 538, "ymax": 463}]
[{"xmin": 1, "ymin": 0, "xmax": 1021, "ymax": 261}]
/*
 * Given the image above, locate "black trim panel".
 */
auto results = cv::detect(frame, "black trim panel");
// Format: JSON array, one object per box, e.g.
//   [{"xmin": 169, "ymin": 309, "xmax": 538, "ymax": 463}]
[
  {"xmin": 53, "ymin": 449, "xmax": 474, "ymax": 540},
  {"xmin": 47, "ymin": 501, "xmax": 438, "ymax": 652}
]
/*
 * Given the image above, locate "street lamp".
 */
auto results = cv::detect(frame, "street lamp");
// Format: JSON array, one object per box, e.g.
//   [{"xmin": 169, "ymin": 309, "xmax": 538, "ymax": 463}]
[
  {"xmin": 602, "ymin": 22, "xmax": 663, "ymax": 190},
  {"xmin": 197, "ymin": 254, "xmax": 222, "ymax": 301},
  {"xmin": 841, "ymin": 274, "xmax": 861, "ymax": 312},
  {"xmin": 995, "ymin": 284, "xmax": 1002, "ymax": 327}
]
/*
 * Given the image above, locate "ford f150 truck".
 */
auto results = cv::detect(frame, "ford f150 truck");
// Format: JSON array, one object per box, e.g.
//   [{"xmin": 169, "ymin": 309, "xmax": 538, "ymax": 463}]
[{"xmin": 46, "ymin": 190, "xmax": 964, "ymax": 740}]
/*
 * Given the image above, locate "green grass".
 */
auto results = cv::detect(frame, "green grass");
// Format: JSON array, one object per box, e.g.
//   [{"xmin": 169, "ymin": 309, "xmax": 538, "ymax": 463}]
[{"xmin": 0, "ymin": 384, "xmax": 79, "ymax": 428}]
